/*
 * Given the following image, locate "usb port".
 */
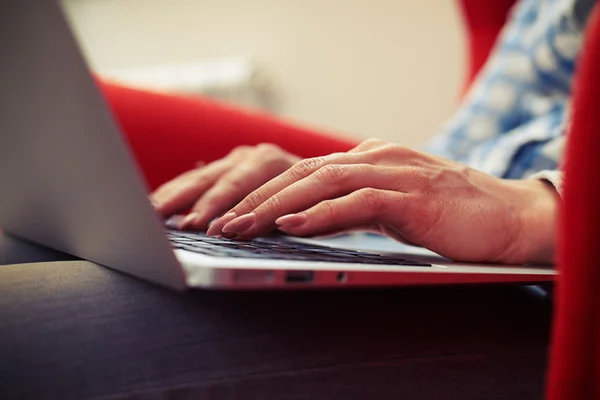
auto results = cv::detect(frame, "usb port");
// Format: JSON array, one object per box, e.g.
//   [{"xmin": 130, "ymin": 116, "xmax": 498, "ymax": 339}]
[{"xmin": 285, "ymin": 270, "xmax": 314, "ymax": 283}]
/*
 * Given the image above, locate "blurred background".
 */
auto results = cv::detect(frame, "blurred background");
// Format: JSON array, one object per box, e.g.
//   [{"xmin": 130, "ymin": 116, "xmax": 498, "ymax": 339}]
[{"xmin": 61, "ymin": 0, "xmax": 467, "ymax": 146}]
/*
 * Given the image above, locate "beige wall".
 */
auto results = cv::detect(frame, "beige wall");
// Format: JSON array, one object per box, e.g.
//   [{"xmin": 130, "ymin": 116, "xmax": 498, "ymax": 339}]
[{"xmin": 62, "ymin": 0, "xmax": 466, "ymax": 146}]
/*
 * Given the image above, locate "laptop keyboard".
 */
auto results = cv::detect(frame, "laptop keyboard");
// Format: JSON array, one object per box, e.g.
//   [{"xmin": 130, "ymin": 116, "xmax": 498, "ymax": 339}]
[{"xmin": 167, "ymin": 230, "xmax": 431, "ymax": 267}]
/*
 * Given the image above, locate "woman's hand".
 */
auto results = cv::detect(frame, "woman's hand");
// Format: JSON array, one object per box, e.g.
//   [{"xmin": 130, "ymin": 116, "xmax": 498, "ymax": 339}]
[
  {"xmin": 150, "ymin": 144, "xmax": 300, "ymax": 230},
  {"xmin": 207, "ymin": 139, "xmax": 559, "ymax": 264}
]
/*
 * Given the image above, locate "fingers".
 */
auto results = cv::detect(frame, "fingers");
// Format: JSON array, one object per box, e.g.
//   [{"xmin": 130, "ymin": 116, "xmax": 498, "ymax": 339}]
[
  {"xmin": 274, "ymin": 189, "xmax": 410, "ymax": 237},
  {"xmin": 206, "ymin": 142, "xmax": 434, "ymax": 237},
  {"xmin": 179, "ymin": 156, "xmax": 295, "ymax": 231},
  {"xmin": 214, "ymin": 165, "xmax": 408, "ymax": 238},
  {"xmin": 150, "ymin": 158, "xmax": 232, "ymax": 218},
  {"xmin": 150, "ymin": 146, "xmax": 254, "ymax": 218},
  {"xmin": 206, "ymin": 152, "xmax": 368, "ymax": 235}
]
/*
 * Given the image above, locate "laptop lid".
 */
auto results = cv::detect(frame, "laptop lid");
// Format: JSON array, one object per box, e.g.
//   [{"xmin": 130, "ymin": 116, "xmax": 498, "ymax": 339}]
[{"xmin": 0, "ymin": 0, "xmax": 187, "ymax": 289}]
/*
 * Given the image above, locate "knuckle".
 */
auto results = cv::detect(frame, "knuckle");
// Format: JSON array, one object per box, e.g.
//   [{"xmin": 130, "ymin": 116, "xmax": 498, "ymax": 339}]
[
  {"xmin": 263, "ymin": 156, "xmax": 292, "ymax": 171},
  {"xmin": 363, "ymin": 137, "xmax": 386, "ymax": 146},
  {"xmin": 379, "ymin": 143, "xmax": 408, "ymax": 155},
  {"xmin": 314, "ymin": 164, "xmax": 350, "ymax": 185},
  {"xmin": 357, "ymin": 188, "xmax": 384, "ymax": 211},
  {"xmin": 255, "ymin": 143, "xmax": 282, "ymax": 154},
  {"xmin": 179, "ymin": 168, "xmax": 202, "ymax": 180},
  {"xmin": 354, "ymin": 137, "xmax": 388, "ymax": 152},
  {"xmin": 243, "ymin": 191, "xmax": 264, "ymax": 210},
  {"xmin": 223, "ymin": 176, "xmax": 247, "ymax": 192},
  {"xmin": 371, "ymin": 143, "xmax": 411, "ymax": 163},
  {"xmin": 263, "ymin": 194, "xmax": 285, "ymax": 214},
  {"xmin": 254, "ymin": 145, "xmax": 293, "ymax": 169},
  {"xmin": 291, "ymin": 157, "xmax": 325, "ymax": 178},
  {"xmin": 319, "ymin": 199, "xmax": 338, "ymax": 219},
  {"xmin": 191, "ymin": 172, "xmax": 212, "ymax": 188},
  {"xmin": 230, "ymin": 145, "xmax": 252, "ymax": 157},
  {"xmin": 390, "ymin": 143, "xmax": 410, "ymax": 153}
]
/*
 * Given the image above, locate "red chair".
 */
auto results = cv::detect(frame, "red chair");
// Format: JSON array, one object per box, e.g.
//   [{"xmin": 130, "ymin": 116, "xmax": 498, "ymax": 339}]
[
  {"xmin": 456, "ymin": 0, "xmax": 517, "ymax": 90},
  {"xmin": 547, "ymin": 4, "xmax": 600, "ymax": 400}
]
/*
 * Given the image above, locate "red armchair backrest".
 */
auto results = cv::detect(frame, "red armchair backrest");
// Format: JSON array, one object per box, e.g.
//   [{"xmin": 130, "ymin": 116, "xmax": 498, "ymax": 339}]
[
  {"xmin": 456, "ymin": 0, "xmax": 517, "ymax": 89},
  {"xmin": 547, "ymin": 4, "xmax": 600, "ymax": 400}
]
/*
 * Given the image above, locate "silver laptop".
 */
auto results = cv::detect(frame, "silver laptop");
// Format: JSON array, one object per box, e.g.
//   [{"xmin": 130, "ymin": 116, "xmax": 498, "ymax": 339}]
[{"xmin": 0, "ymin": 0, "xmax": 555, "ymax": 290}]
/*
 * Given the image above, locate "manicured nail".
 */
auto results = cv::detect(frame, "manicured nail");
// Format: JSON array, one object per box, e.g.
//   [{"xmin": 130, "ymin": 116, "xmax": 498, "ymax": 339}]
[
  {"xmin": 222, "ymin": 213, "xmax": 256, "ymax": 234},
  {"xmin": 206, "ymin": 212, "xmax": 237, "ymax": 236},
  {"xmin": 275, "ymin": 213, "xmax": 307, "ymax": 228},
  {"xmin": 178, "ymin": 212, "xmax": 199, "ymax": 230}
]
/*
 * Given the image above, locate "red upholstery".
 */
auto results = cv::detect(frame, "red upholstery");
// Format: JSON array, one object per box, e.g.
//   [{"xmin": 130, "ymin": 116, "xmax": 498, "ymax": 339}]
[
  {"xmin": 547, "ymin": 5, "xmax": 600, "ymax": 400},
  {"xmin": 97, "ymin": 81, "xmax": 358, "ymax": 191},
  {"xmin": 456, "ymin": 0, "xmax": 517, "ymax": 90}
]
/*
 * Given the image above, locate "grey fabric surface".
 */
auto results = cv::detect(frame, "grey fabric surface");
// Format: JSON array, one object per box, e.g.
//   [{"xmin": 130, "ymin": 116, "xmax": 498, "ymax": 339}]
[{"xmin": 0, "ymin": 233, "xmax": 552, "ymax": 400}]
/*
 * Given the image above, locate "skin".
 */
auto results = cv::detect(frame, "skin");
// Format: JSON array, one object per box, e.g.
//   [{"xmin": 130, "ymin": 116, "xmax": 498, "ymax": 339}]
[
  {"xmin": 151, "ymin": 138, "xmax": 559, "ymax": 264},
  {"xmin": 152, "ymin": 143, "xmax": 300, "ymax": 230}
]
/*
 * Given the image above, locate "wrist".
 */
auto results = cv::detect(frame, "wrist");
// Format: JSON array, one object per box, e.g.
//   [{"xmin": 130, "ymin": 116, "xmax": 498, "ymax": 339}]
[{"xmin": 509, "ymin": 179, "xmax": 560, "ymax": 264}]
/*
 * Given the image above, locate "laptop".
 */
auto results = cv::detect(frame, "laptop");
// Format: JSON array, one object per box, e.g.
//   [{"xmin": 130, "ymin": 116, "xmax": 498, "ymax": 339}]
[{"xmin": 0, "ymin": 0, "xmax": 555, "ymax": 290}]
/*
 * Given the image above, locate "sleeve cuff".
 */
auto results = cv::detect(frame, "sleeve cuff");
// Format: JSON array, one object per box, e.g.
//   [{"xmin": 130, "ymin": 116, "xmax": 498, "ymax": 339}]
[{"xmin": 528, "ymin": 170, "xmax": 564, "ymax": 197}]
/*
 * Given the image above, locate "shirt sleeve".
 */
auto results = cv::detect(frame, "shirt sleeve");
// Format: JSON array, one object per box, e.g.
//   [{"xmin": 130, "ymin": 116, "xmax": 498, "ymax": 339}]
[
  {"xmin": 422, "ymin": 0, "xmax": 542, "ymax": 164},
  {"xmin": 528, "ymin": 170, "xmax": 565, "ymax": 196},
  {"xmin": 525, "ymin": 0, "xmax": 595, "ymax": 197},
  {"xmin": 423, "ymin": 0, "xmax": 585, "ymax": 180}
]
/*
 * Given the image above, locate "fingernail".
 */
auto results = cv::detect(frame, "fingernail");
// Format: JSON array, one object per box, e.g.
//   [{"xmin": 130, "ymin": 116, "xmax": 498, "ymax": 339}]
[
  {"xmin": 275, "ymin": 213, "xmax": 307, "ymax": 228},
  {"xmin": 150, "ymin": 198, "xmax": 160, "ymax": 209},
  {"xmin": 206, "ymin": 212, "xmax": 237, "ymax": 236},
  {"xmin": 178, "ymin": 212, "xmax": 199, "ymax": 230},
  {"xmin": 222, "ymin": 213, "xmax": 255, "ymax": 234}
]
